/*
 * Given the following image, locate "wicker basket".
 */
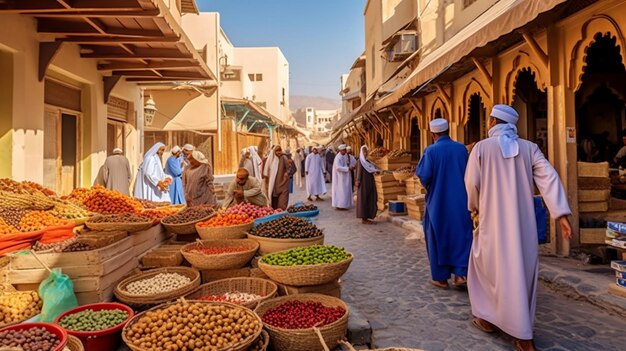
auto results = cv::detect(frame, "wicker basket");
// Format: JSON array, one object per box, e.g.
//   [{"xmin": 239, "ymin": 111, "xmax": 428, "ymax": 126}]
[
  {"xmin": 122, "ymin": 300, "xmax": 263, "ymax": 351},
  {"xmin": 246, "ymin": 233, "xmax": 324, "ymax": 255},
  {"xmin": 162, "ymin": 212, "xmax": 216, "ymax": 235},
  {"xmin": 339, "ymin": 341, "xmax": 423, "ymax": 351},
  {"xmin": 254, "ymin": 294, "xmax": 349, "ymax": 351},
  {"xmin": 248, "ymin": 329, "xmax": 270, "ymax": 351},
  {"xmin": 85, "ymin": 215, "xmax": 153, "ymax": 233},
  {"xmin": 184, "ymin": 277, "xmax": 278, "ymax": 309},
  {"xmin": 196, "ymin": 222, "xmax": 253, "ymax": 240},
  {"xmin": 114, "ymin": 267, "xmax": 200, "ymax": 308},
  {"xmin": 258, "ymin": 250, "xmax": 353, "ymax": 286},
  {"xmin": 64, "ymin": 335, "xmax": 84, "ymax": 351},
  {"xmin": 181, "ymin": 239, "xmax": 259, "ymax": 270}
]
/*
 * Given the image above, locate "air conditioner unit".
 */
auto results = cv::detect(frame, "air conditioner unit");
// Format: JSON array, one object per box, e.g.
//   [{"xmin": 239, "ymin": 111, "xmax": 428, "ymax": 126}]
[{"xmin": 389, "ymin": 34, "xmax": 417, "ymax": 62}]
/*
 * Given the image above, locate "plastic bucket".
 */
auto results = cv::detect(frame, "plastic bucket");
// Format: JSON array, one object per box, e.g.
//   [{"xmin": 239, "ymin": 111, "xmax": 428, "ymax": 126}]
[
  {"xmin": 0, "ymin": 322, "xmax": 68, "ymax": 351},
  {"xmin": 54, "ymin": 302, "xmax": 133, "ymax": 351}
]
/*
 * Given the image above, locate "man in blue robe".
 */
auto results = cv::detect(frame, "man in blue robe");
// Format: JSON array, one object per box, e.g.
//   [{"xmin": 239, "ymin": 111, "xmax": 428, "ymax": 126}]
[
  {"xmin": 417, "ymin": 118, "xmax": 473, "ymax": 289},
  {"xmin": 165, "ymin": 145, "xmax": 186, "ymax": 205}
]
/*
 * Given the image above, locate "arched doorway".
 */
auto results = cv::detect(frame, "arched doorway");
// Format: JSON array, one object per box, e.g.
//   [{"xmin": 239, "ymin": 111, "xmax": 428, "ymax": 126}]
[
  {"xmin": 576, "ymin": 33, "xmax": 626, "ymax": 164},
  {"xmin": 512, "ymin": 68, "xmax": 548, "ymax": 155},
  {"xmin": 465, "ymin": 93, "xmax": 485, "ymax": 144},
  {"xmin": 433, "ymin": 108, "xmax": 443, "ymax": 119},
  {"xmin": 410, "ymin": 117, "xmax": 421, "ymax": 161}
]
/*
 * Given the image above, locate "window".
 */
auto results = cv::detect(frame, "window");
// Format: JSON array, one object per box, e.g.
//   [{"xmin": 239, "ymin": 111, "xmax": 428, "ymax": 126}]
[
  {"xmin": 248, "ymin": 74, "xmax": 255, "ymax": 81},
  {"xmin": 255, "ymin": 74, "xmax": 263, "ymax": 81}
]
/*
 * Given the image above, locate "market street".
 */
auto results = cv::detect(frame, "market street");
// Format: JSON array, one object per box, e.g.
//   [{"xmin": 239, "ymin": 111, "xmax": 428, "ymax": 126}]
[{"xmin": 288, "ymin": 183, "xmax": 626, "ymax": 351}]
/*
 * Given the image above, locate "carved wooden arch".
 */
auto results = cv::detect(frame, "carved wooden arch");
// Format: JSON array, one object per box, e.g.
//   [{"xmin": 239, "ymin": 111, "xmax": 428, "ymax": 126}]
[
  {"xmin": 430, "ymin": 96, "xmax": 449, "ymax": 120},
  {"xmin": 569, "ymin": 14, "xmax": 626, "ymax": 91},
  {"xmin": 504, "ymin": 51, "xmax": 547, "ymax": 105},
  {"xmin": 460, "ymin": 78, "xmax": 492, "ymax": 126}
]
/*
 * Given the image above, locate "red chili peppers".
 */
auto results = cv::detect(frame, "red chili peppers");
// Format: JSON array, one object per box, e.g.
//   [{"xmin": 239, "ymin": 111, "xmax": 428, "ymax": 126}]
[{"xmin": 261, "ymin": 301, "xmax": 346, "ymax": 329}]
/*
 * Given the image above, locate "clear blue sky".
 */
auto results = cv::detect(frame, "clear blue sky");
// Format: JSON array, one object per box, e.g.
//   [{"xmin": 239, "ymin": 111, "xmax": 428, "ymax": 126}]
[{"xmin": 196, "ymin": 0, "xmax": 365, "ymax": 100}]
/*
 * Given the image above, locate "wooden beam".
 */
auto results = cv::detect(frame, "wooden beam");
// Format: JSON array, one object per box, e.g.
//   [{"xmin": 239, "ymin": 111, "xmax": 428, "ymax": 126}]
[
  {"xmin": 37, "ymin": 19, "xmax": 97, "ymax": 34},
  {"xmin": 363, "ymin": 114, "xmax": 383, "ymax": 135},
  {"xmin": 389, "ymin": 108, "xmax": 401, "ymax": 124},
  {"xmin": 103, "ymin": 75, "xmax": 122, "ymax": 103},
  {"xmin": 521, "ymin": 32, "xmax": 549, "ymax": 68},
  {"xmin": 98, "ymin": 61, "xmax": 197, "ymax": 71},
  {"xmin": 39, "ymin": 41, "xmax": 63, "ymax": 81},
  {"xmin": 113, "ymin": 70, "xmax": 205, "ymax": 79},
  {"xmin": 62, "ymin": 36, "xmax": 179, "ymax": 44},
  {"xmin": 56, "ymin": 0, "xmax": 71, "ymax": 9},
  {"xmin": 81, "ymin": 50, "xmax": 193, "ymax": 59},
  {"xmin": 372, "ymin": 112, "xmax": 390, "ymax": 131},
  {"xmin": 435, "ymin": 83, "xmax": 452, "ymax": 106},
  {"xmin": 471, "ymin": 57, "xmax": 493, "ymax": 86},
  {"xmin": 125, "ymin": 77, "xmax": 209, "ymax": 82},
  {"xmin": 33, "ymin": 9, "xmax": 160, "ymax": 17},
  {"xmin": 408, "ymin": 98, "xmax": 422, "ymax": 116},
  {"xmin": 0, "ymin": 0, "xmax": 145, "ymax": 12}
]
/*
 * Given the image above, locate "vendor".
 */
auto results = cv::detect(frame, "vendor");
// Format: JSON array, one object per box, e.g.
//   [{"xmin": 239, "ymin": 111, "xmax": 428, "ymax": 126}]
[
  {"xmin": 222, "ymin": 168, "xmax": 269, "ymax": 208},
  {"xmin": 614, "ymin": 130, "xmax": 626, "ymax": 167}
]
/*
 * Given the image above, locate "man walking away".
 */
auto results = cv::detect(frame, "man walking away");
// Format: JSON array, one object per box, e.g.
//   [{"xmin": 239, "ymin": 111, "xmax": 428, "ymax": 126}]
[
  {"xmin": 293, "ymin": 148, "xmax": 304, "ymax": 188},
  {"xmin": 325, "ymin": 147, "xmax": 335, "ymax": 183},
  {"xmin": 263, "ymin": 146, "xmax": 294, "ymax": 210},
  {"xmin": 465, "ymin": 104, "xmax": 572, "ymax": 351},
  {"xmin": 417, "ymin": 119, "xmax": 473, "ymax": 289},
  {"xmin": 305, "ymin": 146, "xmax": 327, "ymax": 201},
  {"xmin": 102, "ymin": 148, "xmax": 132, "ymax": 195},
  {"xmin": 355, "ymin": 145, "xmax": 378, "ymax": 225},
  {"xmin": 346, "ymin": 146, "xmax": 357, "ymax": 191},
  {"xmin": 332, "ymin": 145, "xmax": 353, "ymax": 210},
  {"xmin": 165, "ymin": 146, "xmax": 185, "ymax": 205}
]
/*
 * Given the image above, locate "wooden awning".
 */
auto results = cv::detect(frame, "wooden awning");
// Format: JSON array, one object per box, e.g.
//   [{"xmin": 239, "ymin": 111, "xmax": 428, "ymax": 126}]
[{"xmin": 0, "ymin": 0, "xmax": 215, "ymax": 100}]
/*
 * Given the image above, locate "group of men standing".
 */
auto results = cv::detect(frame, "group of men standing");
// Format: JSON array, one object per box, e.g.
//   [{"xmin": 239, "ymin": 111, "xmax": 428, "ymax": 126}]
[{"xmin": 417, "ymin": 104, "xmax": 572, "ymax": 351}]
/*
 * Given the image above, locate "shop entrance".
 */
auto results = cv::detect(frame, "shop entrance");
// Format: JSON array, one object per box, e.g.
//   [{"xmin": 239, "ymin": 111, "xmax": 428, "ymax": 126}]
[
  {"xmin": 465, "ymin": 93, "xmax": 485, "ymax": 145},
  {"xmin": 576, "ymin": 33, "xmax": 626, "ymax": 165},
  {"xmin": 410, "ymin": 117, "xmax": 420, "ymax": 161},
  {"xmin": 512, "ymin": 68, "xmax": 548, "ymax": 155}
]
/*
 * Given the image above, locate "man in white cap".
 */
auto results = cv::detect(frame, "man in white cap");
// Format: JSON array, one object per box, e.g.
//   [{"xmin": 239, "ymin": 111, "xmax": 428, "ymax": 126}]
[
  {"xmin": 102, "ymin": 148, "xmax": 131, "ymax": 195},
  {"xmin": 465, "ymin": 104, "xmax": 572, "ymax": 351},
  {"xmin": 181, "ymin": 144, "xmax": 194, "ymax": 170},
  {"xmin": 331, "ymin": 144, "xmax": 352, "ymax": 210},
  {"xmin": 182, "ymin": 150, "xmax": 216, "ymax": 206},
  {"xmin": 305, "ymin": 146, "xmax": 327, "ymax": 201},
  {"xmin": 416, "ymin": 118, "xmax": 473, "ymax": 291},
  {"xmin": 165, "ymin": 146, "xmax": 185, "ymax": 204}
]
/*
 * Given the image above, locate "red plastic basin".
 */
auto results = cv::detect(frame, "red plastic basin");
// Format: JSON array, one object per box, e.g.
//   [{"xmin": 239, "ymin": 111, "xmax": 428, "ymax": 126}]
[
  {"xmin": 0, "ymin": 322, "xmax": 68, "ymax": 351},
  {"xmin": 54, "ymin": 302, "xmax": 134, "ymax": 351}
]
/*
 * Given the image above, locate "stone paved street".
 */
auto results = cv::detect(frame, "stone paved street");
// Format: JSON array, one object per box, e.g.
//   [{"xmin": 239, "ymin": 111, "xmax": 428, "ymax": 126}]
[{"xmin": 289, "ymin": 183, "xmax": 626, "ymax": 351}]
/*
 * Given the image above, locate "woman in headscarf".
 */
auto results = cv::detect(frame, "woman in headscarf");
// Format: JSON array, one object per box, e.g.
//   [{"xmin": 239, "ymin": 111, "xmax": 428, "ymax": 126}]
[
  {"xmin": 182, "ymin": 150, "xmax": 216, "ymax": 206},
  {"xmin": 248, "ymin": 145, "xmax": 263, "ymax": 180},
  {"xmin": 239, "ymin": 148, "xmax": 256, "ymax": 178},
  {"xmin": 355, "ymin": 145, "xmax": 379, "ymax": 224},
  {"xmin": 133, "ymin": 142, "xmax": 171, "ymax": 202}
]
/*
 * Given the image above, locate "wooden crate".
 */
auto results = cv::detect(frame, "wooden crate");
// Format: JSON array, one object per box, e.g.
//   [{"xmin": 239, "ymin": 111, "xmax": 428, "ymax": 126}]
[
  {"xmin": 78, "ymin": 231, "xmax": 128, "ymax": 249},
  {"xmin": 579, "ymin": 201, "xmax": 609, "ymax": 213},
  {"xmin": 578, "ymin": 190, "xmax": 611, "ymax": 203},
  {"xmin": 9, "ymin": 236, "xmax": 133, "ymax": 270},
  {"xmin": 141, "ymin": 246, "xmax": 184, "ymax": 268},
  {"xmin": 132, "ymin": 225, "xmax": 172, "ymax": 257},
  {"xmin": 580, "ymin": 228, "xmax": 607, "ymax": 244},
  {"xmin": 374, "ymin": 174, "xmax": 396, "ymax": 182},
  {"xmin": 577, "ymin": 162, "xmax": 609, "ymax": 178}
]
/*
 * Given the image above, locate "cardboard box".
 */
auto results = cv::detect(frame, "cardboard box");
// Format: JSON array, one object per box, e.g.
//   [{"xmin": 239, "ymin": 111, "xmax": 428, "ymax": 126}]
[
  {"xmin": 577, "ymin": 162, "xmax": 609, "ymax": 178},
  {"xmin": 580, "ymin": 228, "xmax": 607, "ymax": 244},
  {"xmin": 277, "ymin": 280, "xmax": 341, "ymax": 298},
  {"xmin": 579, "ymin": 201, "xmax": 609, "ymax": 213},
  {"xmin": 578, "ymin": 189, "xmax": 611, "ymax": 202}
]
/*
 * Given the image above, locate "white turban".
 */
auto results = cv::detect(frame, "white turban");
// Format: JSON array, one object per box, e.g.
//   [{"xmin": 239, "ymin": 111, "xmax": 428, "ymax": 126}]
[
  {"xmin": 429, "ymin": 119, "xmax": 449, "ymax": 133},
  {"xmin": 171, "ymin": 145, "xmax": 181, "ymax": 154},
  {"xmin": 191, "ymin": 150, "xmax": 209, "ymax": 164},
  {"xmin": 183, "ymin": 144, "xmax": 194, "ymax": 151},
  {"xmin": 490, "ymin": 104, "xmax": 519, "ymax": 124},
  {"xmin": 346, "ymin": 146, "xmax": 352, "ymax": 151},
  {"xmin": 338, "ymin": 144, "xmax": 347, "ymax": 150},
  {"xmin": 112, "ymin": 148, "xmax": 123, "ymax": 154}
]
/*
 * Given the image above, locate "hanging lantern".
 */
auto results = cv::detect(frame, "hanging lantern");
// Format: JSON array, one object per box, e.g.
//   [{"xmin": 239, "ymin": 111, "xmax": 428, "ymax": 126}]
[{"xmin": 144, "ymin": 95, "xmax": 157, "ymax": 126}]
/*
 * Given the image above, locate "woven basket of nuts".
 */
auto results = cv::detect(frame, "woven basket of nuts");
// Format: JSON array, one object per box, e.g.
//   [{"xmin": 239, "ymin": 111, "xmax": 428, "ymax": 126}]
[{"xmin": 114, "ymin": 267, "xmax": 200, "ymax": 309}]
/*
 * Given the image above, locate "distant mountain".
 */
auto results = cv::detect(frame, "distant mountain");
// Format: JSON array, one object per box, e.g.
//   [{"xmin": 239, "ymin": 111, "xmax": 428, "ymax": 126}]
[{"xmin": 290, "ymin": 96, "xmax": 341, "ymax": 111}]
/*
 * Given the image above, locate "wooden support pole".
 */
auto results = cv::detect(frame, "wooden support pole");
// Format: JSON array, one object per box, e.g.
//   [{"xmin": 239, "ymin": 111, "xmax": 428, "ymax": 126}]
[
  {"xmin": 435, "ymin": 83, "xmax": 452, "ymax": 106},
  {"xmin": 471, "ymin": 57, "xmax": 493, "ymax": 86},
  {"xmin": 522, "ymin": 32, "xmax": 549, "ymax": 68},
  {"xmin": 408, "ymin": 97, "xmax": 422, "ymax": 116},
  {"xmin": 103, "ymin": 75, "xmax": 122, "ymax": 103},
  {"xmin": 364, "ymin": 114, "xmax": 383, "ymax": 135},
  {"xmin": 372, "ymin": 112, "xmax": 390, "ymax": 131}
]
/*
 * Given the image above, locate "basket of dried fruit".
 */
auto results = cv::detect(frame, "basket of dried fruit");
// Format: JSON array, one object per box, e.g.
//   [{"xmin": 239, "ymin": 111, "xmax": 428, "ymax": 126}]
[
  {"xmin": 196, "ymin": 213, "xmax": 254, "ymax": 240},
  {"xmin": 246, "ymin": 216, "xmax": 324, "ymax": 255},
  {"xmin": 184, "ymin": 277, "xmax": 278, "ymax": 310},
  {"xmin": 122, "ymin": 299, "xmax": 263, "ymax": 351},
  {"xmin": 0, "ymin": 291, "xmax": 43, "ymax": 328},
  {"xmin": 161, "ymin": 205, "xmax": 216, "ymax": 235},
  {"xmin": 113, "ymin": 267, "xmax": 200, "ymax": 308},
  {"xmin": 181, "ymin": 239, "xmax": 259, "ymax": 270},
  {"xmin": 254, "ymin": 293, "xmax": 349, "ymax": 351},
  {"xmin": 258, "ymin": 245, "xmax": 353, "ymax": 286},
  {"xmin": 85, "ymin": 214, "xmax": 154, "ymax": 233},
  {"xmin": 392, "ymin": 165, "xmax": 416, "ymax": 181}
]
